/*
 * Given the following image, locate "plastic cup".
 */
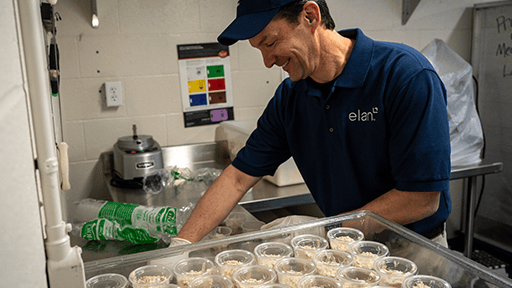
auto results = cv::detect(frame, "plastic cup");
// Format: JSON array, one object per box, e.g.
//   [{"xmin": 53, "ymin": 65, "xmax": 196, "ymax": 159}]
[
  {"xmin": 373, "ymin": 257, "xmax": 418, "ymax": 288},
  {"xmin": 260, "ymin": 285, "xmax": 293, "ymax": 288},
  {"xmin": 291, "ymin": 234, "xmax": 329, "ymax": 260},
  {"xmin": 215, "ymin": 249, "xmax": 257, "ymax": 280},
  {"xmin": 129, "ymin": 264, "xmax": 173, "ymax": 288},
  {"xmin": 233, "ymin": 265, "xmax": 277, "ymax": 288},
  {"xmin": 86, "ymin": 273, "xmax": 129, "ymax": 288},
  {"xmin": 274, "ymin": 257, "xmax": 316, "ymax": 287},
  {"xmin": 336, "ymin": 266, "xmax": 381, "ymax": 287},
  {"xmin": 254, "ymin": 242, "xmax": 294, "ymax": 268},
  {"xmin": 327, "ymin": 227, "xmax": 365, "ymax": 252},
  {"xmin": 349, "ymin": 240, "xmax": 390, "ymax": 269},
  {"xmin": 297, "ymin": 275, "xmax": 342, "ymax": 288},
  {"xmin": 225, "ymin": 212, "xmax": 247, "ymax": 234},
  {"xmin": 401, "ymin": 275, "xmax": 451, "ymax": 288},
  {"xmin": 242, "ymin": 221, "xmax": 264, "ymax": 233},
  {"xmin": 173, "ymin": 257, "xmax": 215, "ymax": 288},
  {"xmin": 189, "ymin": 275, "xmax": 234, "ymax": 288},
  {"xmin": 207, "ymin": 226, "xmax": 232, "ymax": 240},
  {"xmin": 312, "ymin": 249, "xmax": 353, "ymax": 278}
]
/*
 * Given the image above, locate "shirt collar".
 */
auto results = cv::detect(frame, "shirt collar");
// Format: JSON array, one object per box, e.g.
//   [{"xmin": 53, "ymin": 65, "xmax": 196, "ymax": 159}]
[{"xmin": 295, "ymin": 28, "xmax": 373, "ymax": 95}]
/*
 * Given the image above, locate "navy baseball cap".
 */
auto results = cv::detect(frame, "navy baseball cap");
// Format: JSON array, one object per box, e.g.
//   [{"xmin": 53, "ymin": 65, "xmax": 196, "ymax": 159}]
[{"xmin": 218, "ymin": 0, "xmax": 299, "ymax": 46}]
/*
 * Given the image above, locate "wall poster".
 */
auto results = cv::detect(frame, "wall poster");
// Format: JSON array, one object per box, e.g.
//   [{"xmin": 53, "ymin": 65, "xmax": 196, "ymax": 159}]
[{"xmin": 177, "ymin": 43, "xmax": 234, "ymax": 128}]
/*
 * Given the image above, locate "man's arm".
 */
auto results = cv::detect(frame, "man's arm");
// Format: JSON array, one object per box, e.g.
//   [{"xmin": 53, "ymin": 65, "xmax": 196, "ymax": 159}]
[
  {"xmin": 177, "ymin": 164, "xmax": 262, "ymax": 243},
  {"xmin": 347, "ymin": 189, "xmax": 440, "ymax": 225}
]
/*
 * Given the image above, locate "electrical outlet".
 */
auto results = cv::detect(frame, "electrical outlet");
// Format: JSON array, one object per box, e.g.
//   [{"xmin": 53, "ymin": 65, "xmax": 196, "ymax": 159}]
[{"xmin": 105, "ymin": 81, "xmax": 123, "ymax": 107}]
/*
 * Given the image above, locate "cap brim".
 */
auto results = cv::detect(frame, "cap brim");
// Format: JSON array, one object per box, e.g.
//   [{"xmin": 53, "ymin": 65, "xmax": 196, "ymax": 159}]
[{"xmin": 217, "ymin": 7, "xmax": 280, "ymax": 46}]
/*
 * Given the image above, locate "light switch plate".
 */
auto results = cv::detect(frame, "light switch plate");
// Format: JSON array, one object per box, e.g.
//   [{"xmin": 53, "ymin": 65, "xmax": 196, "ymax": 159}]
[{"xmin": 105, "ymin": 81, "xmax": 123, "ymax": 107}]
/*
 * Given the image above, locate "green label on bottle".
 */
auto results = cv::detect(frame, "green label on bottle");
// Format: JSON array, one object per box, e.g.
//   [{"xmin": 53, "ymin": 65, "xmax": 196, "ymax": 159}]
[
  {"xmin": 98, "ymin": 201, "xmax": 139, "ymax": 226},
  {"xmin": 117, "ymin": 226, "xmax": 159, "ymax": 244}
]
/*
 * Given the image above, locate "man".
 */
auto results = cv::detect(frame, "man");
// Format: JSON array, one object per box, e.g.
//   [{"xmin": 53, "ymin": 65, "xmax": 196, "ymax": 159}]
[{"xmin": 176, "ymin": 0, "xmax": 451, "ymax": 245}]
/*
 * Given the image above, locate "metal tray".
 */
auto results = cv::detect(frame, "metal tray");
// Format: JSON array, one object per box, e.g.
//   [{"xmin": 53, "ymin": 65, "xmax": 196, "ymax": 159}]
[{"xmin": 82, "ymin": 211, "xmax": 512, "ymax": 287}]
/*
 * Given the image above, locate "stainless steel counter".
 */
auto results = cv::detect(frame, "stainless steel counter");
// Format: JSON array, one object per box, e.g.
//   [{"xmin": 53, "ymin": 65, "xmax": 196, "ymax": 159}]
[
  {"xmin": 100, "ymin": 142, "xmax": 503, "ymax": 260},
  {"xmin": 101, "ymin": 141, "xmax": 315, "ymax": 212}
]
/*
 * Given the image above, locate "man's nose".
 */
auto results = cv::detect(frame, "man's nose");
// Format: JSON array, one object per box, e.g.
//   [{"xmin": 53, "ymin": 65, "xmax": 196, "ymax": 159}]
[{"xmin": 261, "ymin": 51, "xmax": 275, "ymax": 69}]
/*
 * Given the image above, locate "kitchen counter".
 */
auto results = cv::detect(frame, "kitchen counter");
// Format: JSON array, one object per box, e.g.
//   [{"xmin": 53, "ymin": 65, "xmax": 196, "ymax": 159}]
[{"xmin": 87, "ymin": 142, "xmax": 502, "ymax": 262}]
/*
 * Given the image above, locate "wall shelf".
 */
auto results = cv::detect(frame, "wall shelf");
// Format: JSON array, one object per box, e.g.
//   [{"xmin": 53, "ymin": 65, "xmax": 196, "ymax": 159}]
[{"xmin": 402, "ymin": 0, "xmax": 421, "ymax": 25}]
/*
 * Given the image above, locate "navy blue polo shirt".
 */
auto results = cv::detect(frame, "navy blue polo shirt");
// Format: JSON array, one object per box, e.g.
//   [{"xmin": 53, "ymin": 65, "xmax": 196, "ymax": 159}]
[{"xmin": 232, "ymin": 29, "xmax": 451, "ymax": 235}]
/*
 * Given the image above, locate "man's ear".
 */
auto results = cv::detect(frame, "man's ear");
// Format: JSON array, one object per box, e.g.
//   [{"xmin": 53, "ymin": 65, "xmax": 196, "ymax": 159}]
[{"xmin": 303, "ymin": 1, "xmax": 321, "ymax": 27}]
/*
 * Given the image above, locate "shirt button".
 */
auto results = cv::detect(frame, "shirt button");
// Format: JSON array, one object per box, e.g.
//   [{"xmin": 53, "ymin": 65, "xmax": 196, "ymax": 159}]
[
  {"xmin": 325, "ymin": 104, "xmax": 330, "ymax": 110},
  {"xmin": 329, "ymin": 127, "xmax": 334, "ymax": 133}
]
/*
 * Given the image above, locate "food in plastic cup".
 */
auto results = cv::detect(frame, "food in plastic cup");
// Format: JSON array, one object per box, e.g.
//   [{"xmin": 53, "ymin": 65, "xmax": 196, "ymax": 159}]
[
  {"xmin": 145, "ymin": 285, "xmax": 181, "ymax": 288},
  {"xmin": 327, "ymin": 227, "xmax": 365, "ymax": 252},
  {"xmin": 242, "ymin": 221, "xmax": 264, "ymax": 233},
  {"xmin": 86, "ymin": 273, "xmax": 129, "ymax": 288},
  {"xmin": 373, "ymin": 256, "xmax": 418, "ymax": 288},
  {"xmin": 215, "ymin": 249, "xmax": 257, "ymax": 280},
  {"xmin": 297, "ymin": 275, "xmax": 342, "ymax": 288},
  {"xmin": 274, "ymin": 257, "xmax": 317, "ymax": 287},
  {"xmin": 208, "ymin": 226, "xmax": 233, "ymax": 240},
  {"xmin": 401, "ymin": 275, "xmax": 451, "ymax": 288},
  {"xmin": 233, "ymin": 265, "xmax": 277, "ymax": 288},
  {"xmin": 349, "ymin": 240, "xmax": 390, "ymax": 269},
  {"xmin": 336, "ymin": 266, "xmax": 381, "ymax": 287},
  {"xmin": 312, "ymin": 249, "xmax": 353, "ymax": 278},
  {"xmin": 260, "ymin": 285, "xmax": 293, "ymax": 288},
  {"xmin": 189, "ymin": 275, "xmax": 234, "ymax": 288},
  {"xmin": 225, "ymin": 212, "xmax": 247, "ymax": 234},
  {"xmin": 254, "ymin": 242, "xmax": 294, "ymax": 268},
  {"xmin": 129, "ymin": 264, "xmax": 173, "ymax": 288},
  {"xmin": 173, "ymin": 257, "xmax": 215, "ymax": 288},
  {"xmin": 291, "ymin": 234, "xmax": 329, "ymax": 260}
]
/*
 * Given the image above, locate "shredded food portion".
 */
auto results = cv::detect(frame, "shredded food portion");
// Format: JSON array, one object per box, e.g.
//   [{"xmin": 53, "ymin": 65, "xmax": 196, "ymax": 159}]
[
  {"xmin": 220, "ymin": 260, "xmax": 245, "ymax": 278},
  {"xmin": 135, "ymin": 275, "xmax": 167, "ymax": 284},
  {"xmin": 177, "ymin": 263, "xmax": 212, "ymax": 288},
  {"xmin": 359, "ymin": 251, "xmax": 376, "ymax": 257},
  {"xmin": 285, "ymin": 269, "xmax": 305, "ymax": 275},
  {"xmin": 412, "ymin": 282, "xmax": 431, "ymax": 288},
  {"xmin": 336, "ymin": 236, "xmax": 355, "ymax": 242},
  {"xmin": 262, "ymin": 252, "xmax": 281, "ymax": 257},
  {"xmin": 330, "ymin": 236, "xmax": 355, "ymax": 251},
  {"xmin": 242, "ymin": 278, "xmax": 265, "ymax": 284}
]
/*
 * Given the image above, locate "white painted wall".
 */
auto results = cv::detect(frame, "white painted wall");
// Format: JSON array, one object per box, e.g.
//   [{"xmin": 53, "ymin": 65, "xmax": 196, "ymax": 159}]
[
  {"xmin": 0, "ymin": 0, "xmax": 47, "ymax": 286},
  {"xmin": 53, "ymin": 0, "xmax": 497, "ymax": 233}
]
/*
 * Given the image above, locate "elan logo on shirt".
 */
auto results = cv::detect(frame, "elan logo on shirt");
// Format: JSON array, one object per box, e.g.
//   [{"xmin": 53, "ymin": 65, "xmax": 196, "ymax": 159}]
[{"xmin": 348, "ymin": 107, "xmax": 379, "ymax": 122}]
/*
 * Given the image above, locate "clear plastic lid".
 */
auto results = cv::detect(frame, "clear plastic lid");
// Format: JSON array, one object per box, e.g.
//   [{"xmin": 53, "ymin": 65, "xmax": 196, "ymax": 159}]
[
  {"xmin": 312, "ymin": 249, "xmax": 353, "ymax": 278},
  {"xmin": 173, "ymin": 257, "xmax": 215, "ymax": 287},
  {"xmin": 189, "ymin": 275, "xmax": 234, "ymax": 288},
  {"xmin": 291, "ymin": 234, "xmax": 329, "ymax": 260},
  {"xmin": 373, "ymin": 256, "xmax": 418, "ymax": 287},
  {"xmin": 402, "ymin": 275, "xmax": 452, "ymax": 288},
  {"xmin": 129, "ymin": 264, "xmax": 173, "ymax": 288},
  {"xmin": 336, "ymin": 266, "xmax": 381, "ymax": 287},
  {"xmin": 254, "ymin": 242, "xmax": 294, "ymax": 268},
  {"xmin": 86, "ymin": 273, "xmax": 129, "ymax": 288},
  {"xmin": 297, "ymin": 275, "xmax": 342, "ymax": 288},
  {"xmin": 349, "ymin": 240, "xmax": 390, "ymax": 269},
  {"xmin": 274, "ymin": 257, "xmax": 317, "ymax": 287},
  {"xmin": 233, "ymin": 265, "xmax": 277, "ymax": 288},
  {"xmin": 326, "ymin": 227, "xmax": 365, "ymax": 251}
]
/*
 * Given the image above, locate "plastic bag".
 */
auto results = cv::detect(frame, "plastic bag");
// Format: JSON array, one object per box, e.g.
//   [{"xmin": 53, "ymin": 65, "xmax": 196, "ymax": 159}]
[
  {"xmin": 421, "ymin": 39, "xmax": 484, "ymax": 166},
  {"xmin": 143, "ymin": 166, "xmax": 222, "ymax": 195},
  {"xmin": 260, "ymin": 215, "xmax": 325, "ymax": 243}
]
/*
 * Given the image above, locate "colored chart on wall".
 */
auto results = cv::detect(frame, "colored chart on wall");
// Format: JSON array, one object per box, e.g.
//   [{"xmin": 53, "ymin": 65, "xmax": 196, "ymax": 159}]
[{"xmin": 177, "ymin": 43, "xmax": 234, "ymax": 128}]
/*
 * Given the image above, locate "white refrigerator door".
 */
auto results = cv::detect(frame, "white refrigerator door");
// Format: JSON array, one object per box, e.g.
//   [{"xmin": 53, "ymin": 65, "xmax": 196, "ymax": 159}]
[{"xmin": 0, "ymin": 0, "xmax": 47, "ymax": 286}]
